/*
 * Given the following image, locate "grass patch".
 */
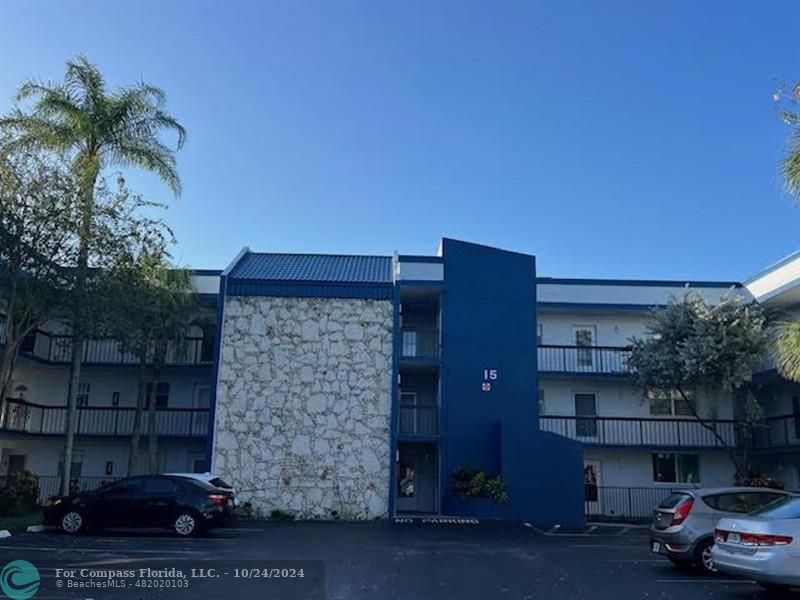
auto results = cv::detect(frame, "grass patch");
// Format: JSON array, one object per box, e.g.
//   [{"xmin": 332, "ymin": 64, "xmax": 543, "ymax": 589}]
[{"xmin": 0, "ymin": 511, "xmax": 43, "ymax": 531}]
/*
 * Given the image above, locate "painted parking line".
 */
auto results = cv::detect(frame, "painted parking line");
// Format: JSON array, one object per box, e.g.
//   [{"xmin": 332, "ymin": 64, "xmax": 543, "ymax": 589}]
[
  {"xmin": 570, "ymin": 543, "xmax": 654, "ymax": 548},
  {"xmin": 607, "ymin": 559, "xmax": 668, "ymax": 563},
  {"xmin": 0, "ymin": 544, "xmax": 201, "ymax": 555},
  {"xmin": 654, "ymin": 579, "xmax": 755, "ymax": 584}
]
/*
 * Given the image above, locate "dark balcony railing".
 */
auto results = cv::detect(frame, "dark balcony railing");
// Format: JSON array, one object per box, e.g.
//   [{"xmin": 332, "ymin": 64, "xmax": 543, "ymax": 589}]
[
  {"xmin": 538, "ymin": 345, "xmax": 631, "ymax": 375},
  {"xmin": 398, "ymin": 404, "xmax": 439, "ymax": 436},
  {"xmin": 0, "ymin": 399, "xmax": 209, "ymax": 437},
  {"xmin": 401, "ymin": 328, "xmax": 439, "ymax": 359},
  {"xmin": 539, "ymin": 415, "xmax": 738, "ymax": 448},
  {"xmin": 2, "ymin": 317, "xmax": 212, "ymax": 366},
  {"xmin": 752, "ymin": 414, "xmax": 800, "ymax": 449}
]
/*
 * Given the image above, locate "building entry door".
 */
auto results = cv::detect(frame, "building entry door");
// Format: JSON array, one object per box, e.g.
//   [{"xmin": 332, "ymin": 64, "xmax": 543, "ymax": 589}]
[
  {"xmin": 584, "ymin": 460, "xmax": 601, "ymax": 516},
  {"xmin": 396, "ymin": 443, "xmax": 437, "ymax": 514}
]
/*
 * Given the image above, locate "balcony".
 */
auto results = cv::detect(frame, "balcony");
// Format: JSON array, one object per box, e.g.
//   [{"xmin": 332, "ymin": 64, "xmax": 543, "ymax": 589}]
[
  {"xmin": 400, "ymin": 329, "xmax": 440, "ymax": 361},
  {"xmin": 398, "ymin": 404, "xmax": 439, "ymax": 436},
  {"xmin": 539, "ymin": 415, "xmax": 738, "ymax": 448},
  {"xmin": 0, "ymin": 399, "xmax": 209, "ymax": 437},
  {"xmin": 2, "ymin": 320, "xmax": 212, "ymax": 367},
  {"xmin": 538, "ymin": 345, "xmax": 631, "ymax": 376},
  {"xmin": 753, "ymin": 414, "xmax": 800, "ymax": 449}
]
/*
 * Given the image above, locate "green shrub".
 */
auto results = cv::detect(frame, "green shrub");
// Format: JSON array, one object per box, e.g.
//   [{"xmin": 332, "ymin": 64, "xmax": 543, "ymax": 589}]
[
  {"xmin": 234, "ymin": 501, "xmax": 255, "ymax": 520},
  {"xmin": 0, "ymin": 471, "xmax": 40, "ymax": 517},
  {"xmin": 269, "ymin": 509, "xmax": 294, "ymax": 521},
  {"xmin": 452, "ymin": 466, "xmax": 508, "ymax": 504}
]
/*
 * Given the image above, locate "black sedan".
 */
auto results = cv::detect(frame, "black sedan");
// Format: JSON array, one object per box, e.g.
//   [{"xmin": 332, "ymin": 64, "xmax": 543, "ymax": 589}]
[{"xmin": 44, "ymin": 475, "xmax": 233, "ymax": 536}]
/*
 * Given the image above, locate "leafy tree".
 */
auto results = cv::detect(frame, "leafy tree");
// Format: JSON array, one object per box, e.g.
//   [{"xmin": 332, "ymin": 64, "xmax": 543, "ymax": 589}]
[
  {"xmin": 628, "ymin": 294, "xmax": 768, "ymax": 481},
  {"xmin": 105, "ymin": 247, "xmax": 197, "ymax": 474},
  {"xmin": 0, "ymin": 56, "xmax": 185, "ymax": 493},
  {"xmin": 143, "ymin": 266, "xmax": 197, "ymax": 473},
  {"xmin": 0, "ymin": 146, "xmax": 78, "ymax": 400}
]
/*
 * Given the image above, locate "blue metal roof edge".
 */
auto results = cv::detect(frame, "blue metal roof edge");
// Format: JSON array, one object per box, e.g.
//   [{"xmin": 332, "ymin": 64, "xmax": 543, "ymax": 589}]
[
  {"xmin": 536, "ymin": 277, "xmax": 742, "ymax": 289},
  {"xmin": 222, "ymin": 247, "xmax": 251, "ymax": 277},
  {"xmin": 537, "ymin": 302, "xmax": 664, "ymax": 312},
  {"xmin": 226, "ymin": 279, "xmax": 393, "ymax": 300}
]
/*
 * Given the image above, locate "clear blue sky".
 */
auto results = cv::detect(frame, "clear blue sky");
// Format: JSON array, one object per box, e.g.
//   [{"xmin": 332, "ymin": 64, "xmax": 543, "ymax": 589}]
[{"xmin": 1, "ymin": 1, "xmax": 799, "ymax": 280}]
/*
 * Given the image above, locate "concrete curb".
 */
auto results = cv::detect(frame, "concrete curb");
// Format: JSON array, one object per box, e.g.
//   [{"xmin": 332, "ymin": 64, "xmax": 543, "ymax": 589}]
[{"xmin": 26, "ymin": 525, "xmax": 46, "ymax": 533}]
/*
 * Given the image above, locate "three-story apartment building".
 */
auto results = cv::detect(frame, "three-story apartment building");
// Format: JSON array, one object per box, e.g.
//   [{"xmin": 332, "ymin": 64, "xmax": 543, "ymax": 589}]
[
  {"xmin": 0, "ymin": 271, "xmax": 220, "ymax": 500},
  {"xmin": 1, "ymin": 239, "xmax": 799, "ymax": 524},
  {"xmin": 536, "ymin": 278, "xmax": 750, "ymax": 519}
]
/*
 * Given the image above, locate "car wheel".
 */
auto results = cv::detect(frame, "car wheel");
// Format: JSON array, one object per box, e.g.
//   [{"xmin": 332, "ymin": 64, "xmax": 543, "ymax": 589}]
[
  {"xmin": 694, "ymin": 539, "xmax": 717, "ymax": 574},
  {"xmin": 60, "ymin": 511, "xmax": 85, "ymax": 534},
  {"xmin": 172, "ymin": 511, "xmax": 199, "ymax": 537}
]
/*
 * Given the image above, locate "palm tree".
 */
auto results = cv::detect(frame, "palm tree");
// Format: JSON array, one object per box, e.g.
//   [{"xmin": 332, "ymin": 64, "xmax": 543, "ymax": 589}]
[
  {"xmin": 773, "ymin": 81, "xmax": 800, "ymax": 383},
  {"xmin": 779, "ymin": 81, "xmax": 800, "ymax": 197},
  {"xmin": 0, "ymin": 56, "xmax": 185, "ymax": 493},
  {"xmin": 774, "ymin": 320, "xmax": 800, "ymax": 382}
]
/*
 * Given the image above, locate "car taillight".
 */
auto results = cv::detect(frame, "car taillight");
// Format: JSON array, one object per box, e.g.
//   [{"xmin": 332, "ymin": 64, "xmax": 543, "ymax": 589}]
[
  {"xmin": 715, "ymin": 529, "xmax": 793, "ymax": 546},
  {"xmin": 208, "ymin": 494, "xmax": 227, "ymax": 506},
  {"xmin": 739, "ymin": 533, "xmax": 793, "ymax": 546},
  {"xmin": 670, "ymin": 497, "xmax": 694, "ymax": 526}
]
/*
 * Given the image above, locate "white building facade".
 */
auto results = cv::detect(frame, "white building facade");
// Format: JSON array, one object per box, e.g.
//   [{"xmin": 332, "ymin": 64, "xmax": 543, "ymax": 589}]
[{"xmin": 1, "ymin": 246, "xmax": 799, "ymax": 520}]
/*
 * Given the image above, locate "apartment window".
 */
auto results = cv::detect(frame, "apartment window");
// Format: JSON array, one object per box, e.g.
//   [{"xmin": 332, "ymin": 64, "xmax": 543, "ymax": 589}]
[
  {"xmin": 58, "ymin": 453, "xmax": 83, "ymax": 483},
  {"xmin": 145, "ymin": 382, "xmax": 170, "ymax": 409},
  {"xmin": 574, "ymin": 392, "xmax": 598, "ymax": 437},
  {"xmin": 652, "ymin": 453, "xmax": 700, "ymax": 484},
  {"xmin": 572, "ymin": 326, "xmax": 596, "ymax": 368},
  {"xmin": 194, "ymin": 385, "xmax": 211, "ymax": 409},
  {"xmin": 648, "ymin": 391, "xmax": 693, "ymax": 417},
  {"xmin": 402, "ymin": 330, "xmax": 417, "ymax": 357},
  {"xmin": 190, "ymin": 454, "xmax": 207, "ymax": 473},
  {"xmin": 77, "ymin": 382, "xmax": 90, "ymax": 407},
  {"xmin": 200, "ymin": 324, "xmax": 216, "ymax": 362}
]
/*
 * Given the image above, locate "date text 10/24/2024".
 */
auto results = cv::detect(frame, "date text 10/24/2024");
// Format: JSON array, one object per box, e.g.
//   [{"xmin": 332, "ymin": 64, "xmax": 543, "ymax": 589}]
[
  {"xmin": 41, "ymin": 561, "xmax": 326, "ymax": 598},
  {"xmin": 54, "ymin": 567, "xmax": 308, "ymax": 579}
]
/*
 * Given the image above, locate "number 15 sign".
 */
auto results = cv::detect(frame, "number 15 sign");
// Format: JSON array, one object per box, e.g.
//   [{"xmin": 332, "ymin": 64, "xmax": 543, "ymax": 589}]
[{"xmin": 482, "ymin": 369, "xmax": 497, "ymax": 392}]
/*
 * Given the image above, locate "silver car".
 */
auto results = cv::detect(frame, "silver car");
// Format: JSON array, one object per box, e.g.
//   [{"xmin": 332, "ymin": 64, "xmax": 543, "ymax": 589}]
[
  {"xmin": 650, "ymin": 487, "xmax": 789, "ymax": 573},
  {"xmin": 712, "ymin": 495, "xmax": 800, "ymax": 594}
]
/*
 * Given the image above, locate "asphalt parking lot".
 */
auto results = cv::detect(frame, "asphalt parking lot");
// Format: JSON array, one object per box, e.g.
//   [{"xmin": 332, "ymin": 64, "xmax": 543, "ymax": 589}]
[{"xmin": 0, "ymin": 520, "xmax": 789, "ymax": 599}]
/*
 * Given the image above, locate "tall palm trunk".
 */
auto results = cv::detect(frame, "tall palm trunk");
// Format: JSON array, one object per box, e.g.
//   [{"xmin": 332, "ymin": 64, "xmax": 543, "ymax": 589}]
[
  {"xmin": 61, "ymin": 159, "xmax": 97, "ymax": 495},
  {"xmin": 127, "ymin": 355, "xmax": 147, "ymax": 475}
]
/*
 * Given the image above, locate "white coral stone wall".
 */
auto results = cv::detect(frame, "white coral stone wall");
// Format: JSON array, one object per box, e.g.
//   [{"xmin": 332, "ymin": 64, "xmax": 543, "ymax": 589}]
[{"xmin": 212, "ymin": 295, "xmax": 394, "ymax": 520}]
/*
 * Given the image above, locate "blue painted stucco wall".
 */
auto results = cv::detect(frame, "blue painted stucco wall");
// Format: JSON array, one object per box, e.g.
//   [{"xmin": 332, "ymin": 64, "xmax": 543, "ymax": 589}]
[{"xmin": 439, "ymin": 238, "xmax": 584, "ymax": 526}]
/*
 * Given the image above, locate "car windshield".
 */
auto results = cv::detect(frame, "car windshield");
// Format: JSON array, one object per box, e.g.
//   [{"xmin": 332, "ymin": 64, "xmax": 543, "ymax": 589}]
[{"xmin": 749, "ymin": 496, "xmax": 800, "ymax": 519}]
